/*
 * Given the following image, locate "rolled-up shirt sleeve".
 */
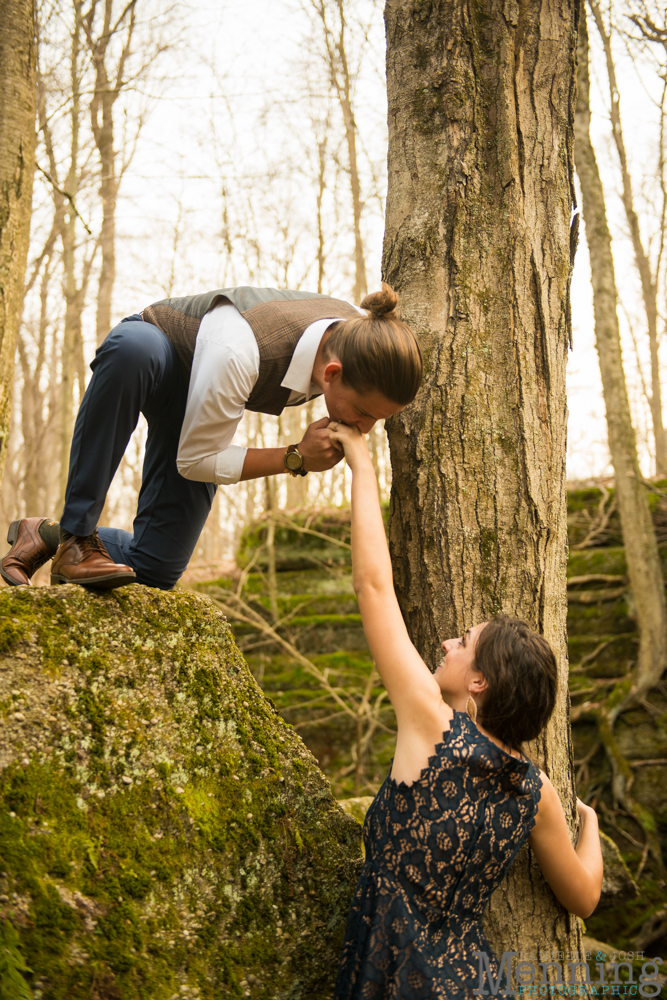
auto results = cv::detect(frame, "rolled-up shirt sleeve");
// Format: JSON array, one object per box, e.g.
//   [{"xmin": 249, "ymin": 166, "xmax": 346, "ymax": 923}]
[{"xmin": 176, "ymin": 324, "xmax": 259, "ymax": 485}]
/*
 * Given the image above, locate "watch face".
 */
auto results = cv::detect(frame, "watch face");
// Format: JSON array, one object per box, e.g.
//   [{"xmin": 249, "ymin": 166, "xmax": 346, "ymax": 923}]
[{"xmin": 285, "ymin": 451, "xmax": 303, "ymax": 471}]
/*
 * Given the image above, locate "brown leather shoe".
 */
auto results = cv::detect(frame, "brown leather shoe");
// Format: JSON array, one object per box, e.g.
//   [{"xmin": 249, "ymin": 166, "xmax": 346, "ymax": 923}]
[
  {"xmin": 1, "ymin": 518, "xmax": 58, "ymax": 586},
  {"xmin": 51, "ymin": 531, "xmax": 137, "ymax": 589}
]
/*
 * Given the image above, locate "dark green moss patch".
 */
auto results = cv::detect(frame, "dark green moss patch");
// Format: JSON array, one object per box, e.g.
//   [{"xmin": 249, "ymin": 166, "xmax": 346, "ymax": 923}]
[{"xmin": 0, "ymin": 586, "xmax": 361, "ymax": 999}]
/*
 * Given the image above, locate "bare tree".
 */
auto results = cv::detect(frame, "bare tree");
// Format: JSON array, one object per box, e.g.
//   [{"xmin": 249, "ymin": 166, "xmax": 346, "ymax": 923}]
[
  {"xmin": 306, "ymin": 0, "xmax": 371, "ymax": 302},
  {"xmin": 574, "ymin": 7, "xmax": 667, "ymax": 863},
  {"xmin": 589, "ymin": 0, "xmax": 667, "ymax": 475},
  {"xmin": 82, "ymin": 0, "xmax": 168, "ymax": 345},
  {"xmin": 0, "ymin": 0, "xmax": 37, "ymax": 487},
  {"xmin": 6, "ymin": 0, "xmax": 176, "ymax": 520}
]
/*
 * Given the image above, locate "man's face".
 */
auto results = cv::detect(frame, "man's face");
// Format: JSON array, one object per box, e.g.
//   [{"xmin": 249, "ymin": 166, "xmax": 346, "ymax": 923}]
[{"xmin": 321, "ymin": 363, "xmax": 404, "ymax": 432}]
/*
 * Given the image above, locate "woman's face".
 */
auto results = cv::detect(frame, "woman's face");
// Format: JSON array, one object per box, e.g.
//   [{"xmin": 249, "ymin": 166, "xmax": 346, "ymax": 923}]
[{"xmin": 434, "ymin": 622, "xmax": 487, "ymax": 699}]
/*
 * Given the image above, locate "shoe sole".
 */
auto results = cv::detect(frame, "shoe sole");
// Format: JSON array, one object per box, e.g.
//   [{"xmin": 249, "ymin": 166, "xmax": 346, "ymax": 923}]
[
  {"xmin": 50, "ymin": 572, "xmax": 137, "ymax": 590},
  {"xmin": 0, "ymin": 520, "xmax": 27, "ymax": 587}
]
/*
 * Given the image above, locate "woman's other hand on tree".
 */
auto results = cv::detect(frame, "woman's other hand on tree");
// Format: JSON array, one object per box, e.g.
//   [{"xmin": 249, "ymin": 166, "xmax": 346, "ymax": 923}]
[{"xmin": 576, "ymin": 797, "xmax": 596, "ymax": 824}]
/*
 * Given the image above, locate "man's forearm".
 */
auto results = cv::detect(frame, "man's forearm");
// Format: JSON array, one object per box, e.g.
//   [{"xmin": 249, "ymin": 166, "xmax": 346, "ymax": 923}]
[{"xmin": 240, "ymin": 447, "xmax": 288, "ymax": 482}]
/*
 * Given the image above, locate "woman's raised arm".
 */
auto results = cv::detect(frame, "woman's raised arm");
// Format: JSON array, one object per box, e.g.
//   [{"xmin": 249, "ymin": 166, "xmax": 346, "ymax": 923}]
[{"xmin": 328, "ymin": 423, "xmax": 444, "ymax": 722}]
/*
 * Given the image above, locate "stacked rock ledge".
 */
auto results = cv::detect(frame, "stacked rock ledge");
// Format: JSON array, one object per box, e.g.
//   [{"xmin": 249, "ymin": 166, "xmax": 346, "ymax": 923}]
[{"xmin": 0, "ymin": 584, "xmax": 362, "ymax": 999}]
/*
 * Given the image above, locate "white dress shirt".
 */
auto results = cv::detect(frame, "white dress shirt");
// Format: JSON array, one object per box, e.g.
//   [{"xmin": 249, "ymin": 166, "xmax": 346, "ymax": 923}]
[{"xmin": 176, "ymin": 302, "xmax": 352, "ymax": 485}]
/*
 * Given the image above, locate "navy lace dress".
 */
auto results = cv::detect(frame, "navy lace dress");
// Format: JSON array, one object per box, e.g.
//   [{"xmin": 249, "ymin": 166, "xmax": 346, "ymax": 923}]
[{"xmin": 334, "ymin": 711, "xmax": 542, "ymax": 1000}]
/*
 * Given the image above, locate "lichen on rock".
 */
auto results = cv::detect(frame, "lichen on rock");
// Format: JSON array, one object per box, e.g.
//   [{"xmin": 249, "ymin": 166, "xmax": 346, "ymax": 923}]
[{"xmin": 0, "ymin": 584, "xmax": 362, "ymax": 999}]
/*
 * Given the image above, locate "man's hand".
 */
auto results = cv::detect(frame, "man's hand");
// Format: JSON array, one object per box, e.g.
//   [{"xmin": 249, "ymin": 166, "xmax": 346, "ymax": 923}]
[{"xmin": 299, "ymin": 416, "xmax": 345, "ymax": 472}]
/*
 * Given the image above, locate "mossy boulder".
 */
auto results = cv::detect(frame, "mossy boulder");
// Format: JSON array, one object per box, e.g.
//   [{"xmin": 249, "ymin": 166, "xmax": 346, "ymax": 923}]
[
  {"xmin": 0, "ymin": 585, "xmax": 361, "ymax": 1000},
  {"xmin": 597, "ymin": 832, "xmax": 638, "ymax": 910}
]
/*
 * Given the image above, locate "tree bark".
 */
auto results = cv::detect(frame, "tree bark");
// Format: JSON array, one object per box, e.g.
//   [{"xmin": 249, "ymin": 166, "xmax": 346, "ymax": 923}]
[
  {"xmin": 383, "ymin": 0, "xmax": 581, "ymax": 963},
  {"xmin": 574, "ymin": 12, "xmax": 667, "ymax": 721},
  {"xmin": 0, "ymin": 0, "xmax": 36, "ymax": 488}
]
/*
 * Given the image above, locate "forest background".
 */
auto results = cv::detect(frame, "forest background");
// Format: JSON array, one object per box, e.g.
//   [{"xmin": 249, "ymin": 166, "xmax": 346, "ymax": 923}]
[{"xmin": 3, "ymin": 0, "xmax": 667, "ymax": 570}]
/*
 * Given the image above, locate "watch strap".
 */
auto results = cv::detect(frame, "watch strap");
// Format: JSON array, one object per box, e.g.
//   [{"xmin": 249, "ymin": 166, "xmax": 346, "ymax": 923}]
[{"xmin": 284, "ymin": 444, "xmax": 307, "ymax": 477}]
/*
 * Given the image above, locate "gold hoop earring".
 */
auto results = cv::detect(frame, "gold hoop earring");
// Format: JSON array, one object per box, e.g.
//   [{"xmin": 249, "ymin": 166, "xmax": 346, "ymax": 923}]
[{"xmin": 466, "ymin": 695, "xmax": 477, "ymax": 723}]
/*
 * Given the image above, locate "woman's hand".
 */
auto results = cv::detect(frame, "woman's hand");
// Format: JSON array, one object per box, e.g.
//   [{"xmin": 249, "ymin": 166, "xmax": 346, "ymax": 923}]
[
  {"xmin": 327, "ymin": 421, "xmax": 371, "ymax": 472},
  {"xmin": 576, "ymin": 797, "xmax": 594, "ymax": 821}
]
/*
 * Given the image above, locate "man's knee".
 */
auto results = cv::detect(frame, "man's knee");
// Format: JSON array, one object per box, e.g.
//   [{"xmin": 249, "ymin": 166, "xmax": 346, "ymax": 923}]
[
  {"xmin": 132, "ymin": 565, "xmax": 181, "ymax": 591},
  {"xmin": 93, "ymin": 321, "xmax": 169, "ymax": 377}
]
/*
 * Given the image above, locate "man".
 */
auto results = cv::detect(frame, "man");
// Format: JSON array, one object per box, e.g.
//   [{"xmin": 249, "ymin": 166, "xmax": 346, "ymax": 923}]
[{"xmin": 1, "ymin": 284, "xmax": 422, "ymax": 591}]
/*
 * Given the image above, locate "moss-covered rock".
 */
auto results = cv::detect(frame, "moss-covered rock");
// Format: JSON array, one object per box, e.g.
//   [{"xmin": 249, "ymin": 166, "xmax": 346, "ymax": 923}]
[
  {"xmin": 598, "ymin": 832, "xmax": 638, "ymax": 910},
  {"xmin": 0, "ymin": 585, "xmax": 361, "ymax": 1000},
  {"xmin": 337, "ymin": 798, "xmax": 373, "ymax": 826}
]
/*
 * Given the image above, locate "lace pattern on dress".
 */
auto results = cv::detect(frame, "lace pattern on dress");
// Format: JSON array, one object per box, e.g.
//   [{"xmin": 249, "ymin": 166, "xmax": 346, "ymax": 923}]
[{"xmin": 334, "ymin": 712, "xmax": 542, "ymax": 1000}]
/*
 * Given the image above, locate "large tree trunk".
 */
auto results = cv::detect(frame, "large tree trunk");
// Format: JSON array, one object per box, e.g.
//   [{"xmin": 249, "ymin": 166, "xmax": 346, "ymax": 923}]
[
  {"xmin": 383, "ymin": 0, "xmax": 581, "ymax": 964},
  {"xmin": 574, "ymin": 6, "xmax": 667, "ymax": 842},
  {"xmin": 0, "ymin": 0, "xmax": 36, "ymax": 487}
]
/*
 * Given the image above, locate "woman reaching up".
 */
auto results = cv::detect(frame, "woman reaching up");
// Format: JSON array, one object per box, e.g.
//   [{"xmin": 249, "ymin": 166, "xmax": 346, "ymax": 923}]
[{"xmin": 328, "ymin": 421, "xmax": 603, "ymax": 1000}]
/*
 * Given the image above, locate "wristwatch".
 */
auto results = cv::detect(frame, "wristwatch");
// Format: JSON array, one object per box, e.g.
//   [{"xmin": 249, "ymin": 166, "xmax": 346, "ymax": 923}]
[{"xmin": 284, "ymin": 444, "xmax": 307, "ymax": 477}]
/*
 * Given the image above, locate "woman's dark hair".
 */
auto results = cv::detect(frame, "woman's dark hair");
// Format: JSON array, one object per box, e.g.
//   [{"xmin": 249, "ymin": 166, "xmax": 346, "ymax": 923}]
[
  {"xmin": 322, "ymin": 284, "xmax": 422, "ymax": 405},
  {"xmin": 473, "ymin": 615, "xmax": 558, "ymax": 751}
]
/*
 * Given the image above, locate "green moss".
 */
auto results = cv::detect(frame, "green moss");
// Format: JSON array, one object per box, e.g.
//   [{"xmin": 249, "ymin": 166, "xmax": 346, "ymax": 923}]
[{"xmin": 0, "ymin": 586, "xmax": 361, "ymax": 999}]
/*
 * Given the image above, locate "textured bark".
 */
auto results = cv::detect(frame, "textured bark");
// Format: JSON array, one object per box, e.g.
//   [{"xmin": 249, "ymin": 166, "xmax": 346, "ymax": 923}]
[
  {"xmin": 0, "ymin": 0, "xmax": 36, "ymax": 487},
  {"xmin": 383, "ymin": 0, "xmax": 581, "ymax": 962},
  {"xmin": 574, "ymin": 12, "xmax": 667, "ymax": 719},
  {"xmin": 588, "ymin": 0, "xmax": 667, "ymax": 476}
]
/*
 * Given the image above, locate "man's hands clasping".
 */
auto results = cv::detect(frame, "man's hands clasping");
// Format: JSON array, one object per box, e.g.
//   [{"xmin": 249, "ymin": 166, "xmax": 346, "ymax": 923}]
[{"xmin": 298, "ymin": 417, "xmax": 345, "ymax": 472}]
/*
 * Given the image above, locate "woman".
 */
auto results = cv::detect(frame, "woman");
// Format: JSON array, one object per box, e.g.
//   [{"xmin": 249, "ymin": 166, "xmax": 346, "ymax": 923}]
[{"xmin": 328, "ymin": 421, "xmax": 603, "ymax": 1000}]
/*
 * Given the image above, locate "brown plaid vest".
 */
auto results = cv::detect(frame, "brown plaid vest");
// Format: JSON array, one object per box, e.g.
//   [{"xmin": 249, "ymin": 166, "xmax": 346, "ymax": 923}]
[{"xmin": 142, "ymin": 286, "xmax": 360, "ymax": 416}]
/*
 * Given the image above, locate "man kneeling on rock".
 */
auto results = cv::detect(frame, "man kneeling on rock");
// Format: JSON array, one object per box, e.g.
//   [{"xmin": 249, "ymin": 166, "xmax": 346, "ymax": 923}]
[{"xmin": 2, "ymin": 284, "xmax": 421, "ymax": 591}]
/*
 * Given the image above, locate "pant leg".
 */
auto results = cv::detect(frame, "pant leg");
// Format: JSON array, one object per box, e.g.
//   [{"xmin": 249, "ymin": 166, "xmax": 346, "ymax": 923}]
[
  {"xmin": 61, "ymin": 316, "xmax": 174, "ymax": 535},
  {"xmin": 63, "ymin": 316, "xmax": 217, "ymax": 590},
  {"xmin": 100, "ymin": 364, "xmax": 217, "ymax": 590}
]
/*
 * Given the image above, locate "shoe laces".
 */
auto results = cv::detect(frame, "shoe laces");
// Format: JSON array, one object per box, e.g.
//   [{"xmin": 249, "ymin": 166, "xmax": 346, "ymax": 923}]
[{"xmin": 82, "ymin": 530, "xmax": 110, "ymax": 557}]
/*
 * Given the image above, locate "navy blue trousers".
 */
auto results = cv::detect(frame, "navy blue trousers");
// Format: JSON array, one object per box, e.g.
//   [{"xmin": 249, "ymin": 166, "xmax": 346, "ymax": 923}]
[{"xmin": 61, "ymin": 316, "xmax": 217, "ymax": 590}]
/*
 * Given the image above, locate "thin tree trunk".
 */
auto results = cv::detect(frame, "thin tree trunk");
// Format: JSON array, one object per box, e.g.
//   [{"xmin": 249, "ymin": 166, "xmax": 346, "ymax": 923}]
[
  {"xmin": 589, "ymin": 0, "xmax": 667, "ymax": 476},
  {"xmin": 312, "ymin": 0, "xmax": 368, "ymax": 303},
  {"xmin": 316, "ymin": 134, "xmax": 327, "ymax": 294},
  {"xmin": 383, "ymin": 0, "xmax": 580, "ymax": 964},
  {"xmin": 86, "ymin": 0, "xmax": 134, "ymax": 344},
  {"xmin": 19, "ymin": 255, "xmax": 51, "ymax": 513},
  {"xmin": 0, "ymin": 0, "xmax": 36, "ymax": 488},
  {"xmin": 333, "ymin": 0, "xmax": 366, "ymax": 303},
  {"xmin": 57, "ymin": 0, "xmax": 83, "ymax": 511},
  {"xmin": 574, "ymin": 11, "xmax": 667, "ymax": 719}
]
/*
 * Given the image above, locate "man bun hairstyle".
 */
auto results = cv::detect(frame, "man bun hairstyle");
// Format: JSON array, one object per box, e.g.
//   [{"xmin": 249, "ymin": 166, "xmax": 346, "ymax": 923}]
[
  {"xmin": 473, "ymin": 615, "xmax": 558, "ymax": 751},
  {"xmin": 322, "ymin": 283, "xmax": 422, "ymax": 405}
]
